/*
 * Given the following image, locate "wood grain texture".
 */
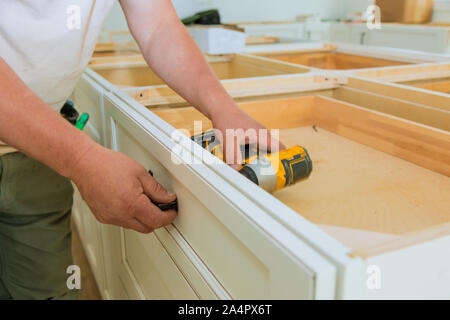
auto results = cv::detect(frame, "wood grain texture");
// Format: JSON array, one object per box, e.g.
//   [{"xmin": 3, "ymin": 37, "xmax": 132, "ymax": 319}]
[
  {"xmin": 259, "ymin": 52, "xmax": 410, "ymax": 70},
  {"xmin": 356, "ymin": 63, "xmax": 450, "ymax": 81},
  {"xmin": 153, "ymin": 95, "xmax": 450, "ymax": 237},
  {"xmin": 126, "ymin": 75, "xmax": 334, "ymax": 108},
  {"xmin": 91, "ymin": 54, "xmax": 308, "ymax": 88},
  {"xmin": 347, "ymin": 77, "xmax": 450, "ymax": 112},
  {"xmin": 403, "ymin": 78, "xmax": 450, "ymax": 94},
  {"xmin": 278, "ymin": 126, "xmax": 450, "ymax": 235},
  {"xmin": 332, "ymin": 86, "xmax": 450, "ymax": 131}
]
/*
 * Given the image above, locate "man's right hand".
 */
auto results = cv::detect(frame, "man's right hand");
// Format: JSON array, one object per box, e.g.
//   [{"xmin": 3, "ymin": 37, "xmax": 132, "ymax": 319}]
[{"xmin": 70, "ymin": 145, "xmax": 177, "ymax": 233}]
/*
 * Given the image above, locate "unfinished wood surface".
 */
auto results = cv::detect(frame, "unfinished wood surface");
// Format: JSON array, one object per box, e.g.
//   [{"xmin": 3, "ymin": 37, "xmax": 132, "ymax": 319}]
[
  {"xmin": 152, "ymin": 96, "xmax": 316, "ymax": 136},
  {"xmin": 153, "ymin": 95, "xmax": 450, "ymax": 250},
  {"xmin": 154, "ymin": 95, "xmax": 450, "ymax": 237},
  {"xmin": 332, "ymin": 86, "xmax": 450, "ymax": 131},
  {"xmin": 257, "ymin": 52, "xmax": 410, "ymax": 70},
  {"xmin": 356, "ymin": 63, "xmax": 450, "ymax": 81},
  {"xmin": 346, "ymin": 77, "xmax": 450, "ymax": 112},
  {"xmin": 155, "ymin": 95, "xmax": 450, "ymax": 177},
  {"xmin": 126, "ymin": 75, "xmax": 337, "ymax": 108},
  {"xmin": 277, "ymin": 126, "xmax": 450, "ymax": 235},
  {"xmin": 246, "ymin": 36, "xmax": 280, "ymax": 45},
  {"xmin": 318, "ymin": 225, "xmax": 402, "ymax": 251},
  {"xmin": 92, "ymin": 54, "xmax": 309, "ymax": 87},
  {"xmin": 401, "ymin": 78, "xmax": 450, "ymax": 94},
  {"xmin": 89, "ymin": 55, "xmax": 145, "ymax": 66},
  {"xmin": 250, "ymin": 44, "xmax": 337, "ymax": 57}
]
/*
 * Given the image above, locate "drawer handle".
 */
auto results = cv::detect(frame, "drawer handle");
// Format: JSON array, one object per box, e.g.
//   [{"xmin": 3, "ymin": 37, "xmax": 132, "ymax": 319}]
[{"xmin": 148, "ymin": 170, "xmax": 178, "ymax": 211}]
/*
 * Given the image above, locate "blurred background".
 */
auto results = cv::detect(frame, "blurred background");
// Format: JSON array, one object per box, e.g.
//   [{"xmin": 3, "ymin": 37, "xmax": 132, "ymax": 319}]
[{"xmin": 98, "ymin": 0, "xmax": 450, "ymax": 54}]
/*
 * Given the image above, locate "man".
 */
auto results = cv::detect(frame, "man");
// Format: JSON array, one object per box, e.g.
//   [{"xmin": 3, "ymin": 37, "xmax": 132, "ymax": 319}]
[{"xmin": 0, "ymin": 0, "xmax": 279, "ymax": 300}]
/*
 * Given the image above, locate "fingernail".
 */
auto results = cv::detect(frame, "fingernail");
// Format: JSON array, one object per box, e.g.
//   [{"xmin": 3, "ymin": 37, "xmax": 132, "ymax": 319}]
[{"xmin": 167, "ymin": 190, "xmax": 176, "ymax": 197}]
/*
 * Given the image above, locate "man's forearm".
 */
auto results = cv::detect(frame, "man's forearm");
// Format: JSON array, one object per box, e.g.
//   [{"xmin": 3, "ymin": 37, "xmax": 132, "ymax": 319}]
[
  {"xmin": 0, "ymin": 58, "xmax": 96, "ymax": 178},
  {"xmin": 141, "ymin": 17, "xmax": 235, "ymax": 119},
  {"xmin": 122, "ymin": 0, "xmax": 238, "ymax": 120}
]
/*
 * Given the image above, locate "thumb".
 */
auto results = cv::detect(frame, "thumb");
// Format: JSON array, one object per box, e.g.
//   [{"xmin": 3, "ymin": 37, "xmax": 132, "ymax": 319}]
[{"xmin": 139, "ymin": 172, "xmax": 177, "ymax": 204}]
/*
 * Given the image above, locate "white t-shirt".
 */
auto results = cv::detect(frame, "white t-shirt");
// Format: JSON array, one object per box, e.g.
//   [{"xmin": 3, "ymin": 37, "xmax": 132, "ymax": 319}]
[{"xmin": 0, "ymin": 0, "xmax": 116, "ymax": 155}]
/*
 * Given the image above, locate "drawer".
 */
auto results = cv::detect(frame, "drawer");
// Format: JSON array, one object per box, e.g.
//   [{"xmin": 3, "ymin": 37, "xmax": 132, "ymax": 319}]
[
  {"xmin": 103, "ymin": 118, "xmax": 230, "ymax": 299},
  {"xmin": 102, "ymin": 92, "xmax": 340, "ymax": 299},
  {"xmin": 150, "ymin": 93, "xmax": 450, "ymax": 298},
  {"xmin": 90, "ymin": 54, "xmax": 310, "ymax": 88},
  {"xmin": 84, "ymin": 59, "xmax": 450, "ymax": 298}
]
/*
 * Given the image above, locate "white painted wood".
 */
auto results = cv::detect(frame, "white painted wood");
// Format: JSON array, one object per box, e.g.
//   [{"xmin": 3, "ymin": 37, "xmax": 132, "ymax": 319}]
[
  {"xmin": 334, "ymin": 43, "xmax": 450, "ymax": 63},
  {"xmin": 72, "ymin": 188, "xmax": 108, "ymax": 298},
  {"xmin": 238, "ymin": 22, "xmax": 305, "ymax": 39},
  {"xmin": 107, "ymin": 112, "xmax": 230, "ymax": 300},
  {"xmin": 327, "ymin": 22, "xmax": 450, "ymax": 54},
  {"xmin": 364, "ymin": 25, "xmax": 449, "ymax": 54},
  {"xmin": 101, "ymin": 89, "xmax": 341, "ymax": 299},
  {"xmin": 361, "ymin": 235, "xmax": 450, "ymax": 299}
]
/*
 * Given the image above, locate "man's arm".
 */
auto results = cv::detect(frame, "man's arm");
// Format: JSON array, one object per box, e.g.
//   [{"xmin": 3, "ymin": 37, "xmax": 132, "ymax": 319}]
[
  {"xmin": 120, "ymin": 0, "xmax": 283, "ymax": 167},
  {"xmin": 0, "ymin": 57, "xmax": 176, "ymax": 233}
]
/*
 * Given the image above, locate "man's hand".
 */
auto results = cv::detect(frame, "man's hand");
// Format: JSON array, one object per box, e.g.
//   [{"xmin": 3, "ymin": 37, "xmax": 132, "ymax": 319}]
[
  {"xmin": 211, "ymin": 103, "xmax": 285, "ymax": 169},
  {"xmin": 120, "ymin": 1, "xmax": 284, "ymax": 170},
  {"xmin": 70, "ymin": 145, "xmax": 177, "ymax": 233}
]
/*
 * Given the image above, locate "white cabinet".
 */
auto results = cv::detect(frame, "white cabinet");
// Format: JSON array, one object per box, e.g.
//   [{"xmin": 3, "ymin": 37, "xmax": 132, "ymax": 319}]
[
  {"xmin": 327, "ymin": 22, "xmax": 450, "ymax": 54},
  {"xmin": 363, "ymin": 25, "xmax": 450, "ymax": 53},
  {"xmin": 97, "ymin": 90, "xmax": 340, "ymax": 299},
  {"xmin": 72, "ymin": 62, "xmax": 450, "ymax": 300}
]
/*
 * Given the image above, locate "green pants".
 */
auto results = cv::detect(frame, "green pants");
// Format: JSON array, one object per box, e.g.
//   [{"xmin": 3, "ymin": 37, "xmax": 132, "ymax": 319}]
[{"xmin": 0, "ymin": 152, "xmax": 77, "ymax": 299}]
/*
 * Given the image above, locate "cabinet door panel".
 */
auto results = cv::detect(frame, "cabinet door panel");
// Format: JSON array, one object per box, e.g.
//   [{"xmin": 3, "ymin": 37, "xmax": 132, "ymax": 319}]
[{"xmin": 72, "ymin": 187, "xmax": 107, "ymax": 297}]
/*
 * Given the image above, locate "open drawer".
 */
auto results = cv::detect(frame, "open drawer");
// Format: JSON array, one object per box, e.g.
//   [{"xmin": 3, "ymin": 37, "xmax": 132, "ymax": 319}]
[
  {"xmin": 150, "ymin": 94, "xmax": 450, "ymax": 298},
  {"xmin": 90, "ymin": 54, "xmax": 310, "ymax": 88},
  {"xmin": 76, "ymin": 68, "xmax": 450, "ymax": 299}
]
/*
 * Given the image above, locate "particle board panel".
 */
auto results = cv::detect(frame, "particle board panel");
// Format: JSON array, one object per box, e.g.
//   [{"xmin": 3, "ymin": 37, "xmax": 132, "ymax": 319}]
[
  {"xmin": 153, "ymin": 95, "xmax": 450, "ymax": 256},
  {"xmin": 278, "ymin": 126, "xmax": 449, "ymax": 235}
]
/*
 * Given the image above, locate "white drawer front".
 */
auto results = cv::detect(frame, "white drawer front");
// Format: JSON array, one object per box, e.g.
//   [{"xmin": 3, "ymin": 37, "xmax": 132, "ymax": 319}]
[
  {"xmin": 73, "ymin": 75, "xmax": 106, "ymax": 145},
  {"xmin": 122, "ymin": 229, "xmax": 198, "ymax": 299},
  {"xmin": 103, "ymin": 92, "xmax": 338, "ymax": 299},
  {"xmin": 72, "ymin": 188, "xmax": 107, "ymax": 297}
]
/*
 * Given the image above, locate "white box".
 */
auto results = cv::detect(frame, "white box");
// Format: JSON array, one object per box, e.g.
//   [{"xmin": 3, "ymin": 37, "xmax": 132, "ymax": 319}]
[{"xmin": 188, "ymin": 25, "xmax": 246, "ymax": 55}]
